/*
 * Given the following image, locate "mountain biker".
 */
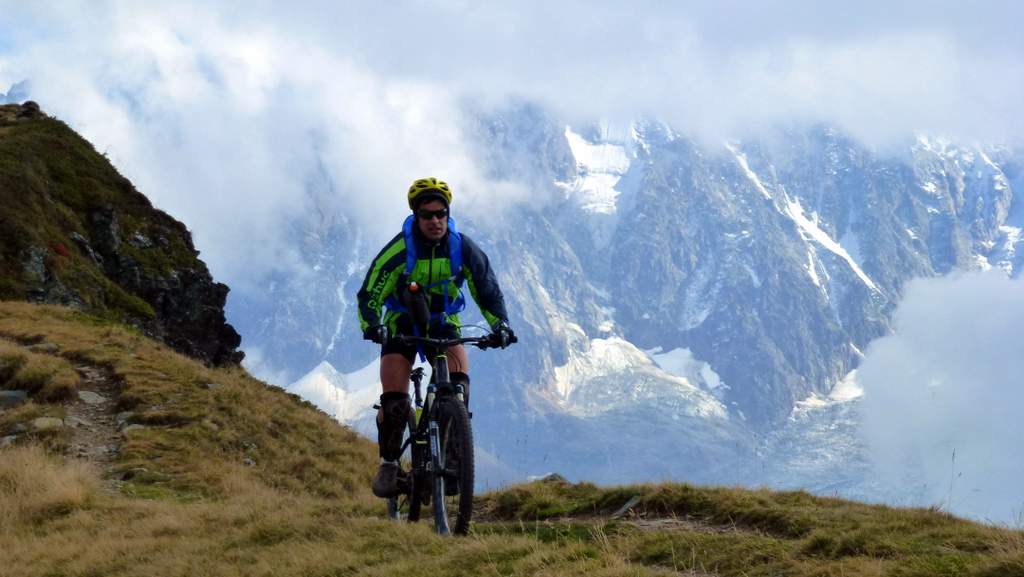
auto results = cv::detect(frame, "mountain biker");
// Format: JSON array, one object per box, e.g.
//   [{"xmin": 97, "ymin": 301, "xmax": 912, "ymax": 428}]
[{"xmin": 357, "ymin": 177, "xmax": 515, "ymax": 498}]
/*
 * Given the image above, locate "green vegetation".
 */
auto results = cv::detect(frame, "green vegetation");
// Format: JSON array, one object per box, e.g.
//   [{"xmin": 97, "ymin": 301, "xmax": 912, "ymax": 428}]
[
  {"xmin": 1, "ymin": 301, "xmax": 1021, "ymax": 576},
  {"xmin": 478, "ymin": 476, "xmax": 1024, "ymax": 576}
]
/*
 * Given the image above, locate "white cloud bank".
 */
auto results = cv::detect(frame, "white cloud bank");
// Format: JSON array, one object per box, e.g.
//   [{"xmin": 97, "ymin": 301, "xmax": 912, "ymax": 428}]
[
  {"xmin": 858, "ymin": 271, "xmax": 1024, "ymax": 524},
  {"xmin": 0, "ymin": 1, "xmax": 1021, "ymax": 283}
]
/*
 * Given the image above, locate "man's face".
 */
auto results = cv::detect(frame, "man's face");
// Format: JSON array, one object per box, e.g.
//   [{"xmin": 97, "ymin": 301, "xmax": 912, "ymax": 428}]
[{"xmin": 415, "ymin": 199, "xmax": 448, "ymax": 241}]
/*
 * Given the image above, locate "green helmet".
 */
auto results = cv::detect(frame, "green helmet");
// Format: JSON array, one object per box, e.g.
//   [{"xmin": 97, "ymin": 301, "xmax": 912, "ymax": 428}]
[{"xmin": 407, "ymin": 177, "xmax": 452, "ymax": 210}]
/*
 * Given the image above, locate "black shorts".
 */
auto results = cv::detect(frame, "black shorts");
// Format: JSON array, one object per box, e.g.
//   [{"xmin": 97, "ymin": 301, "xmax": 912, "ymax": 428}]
[{"xmin": 381, "ymin": 315, "xmax": 460, "ymax": 364}]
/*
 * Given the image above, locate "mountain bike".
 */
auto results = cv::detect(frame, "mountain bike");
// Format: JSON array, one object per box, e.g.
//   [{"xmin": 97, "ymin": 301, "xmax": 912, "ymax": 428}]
[{"xmin": 384, "ymin": 333, "xmax": 502, "ymax": 535}]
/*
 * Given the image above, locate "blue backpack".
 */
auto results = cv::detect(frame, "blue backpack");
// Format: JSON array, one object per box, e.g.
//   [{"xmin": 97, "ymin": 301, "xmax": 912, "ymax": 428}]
[{"xmin": 384, "ymin": 214, "xmax": 466, "ymax": 326}]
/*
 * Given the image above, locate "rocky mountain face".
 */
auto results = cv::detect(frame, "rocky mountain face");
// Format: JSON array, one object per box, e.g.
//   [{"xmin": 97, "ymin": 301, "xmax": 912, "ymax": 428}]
[
  {"xmin": 0, "ymin": 102, "xmax": 242, "ymax": 365},
  {"xmin": 228, "ymin": 103, "xmax": 1021, "ymax": 487}
]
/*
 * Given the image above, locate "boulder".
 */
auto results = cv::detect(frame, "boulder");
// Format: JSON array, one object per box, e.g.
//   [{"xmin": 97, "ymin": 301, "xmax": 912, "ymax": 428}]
[
  {"xmin": 77, "ymin": 390, "xmax": 106, "ymax": 405},
  {"xmin": 30, "ymin": 417, "xmax": 64, "ymax": 432},
  {"xmin": 0, "ymin": 390, "xmax": 28, "ymax": 410}
]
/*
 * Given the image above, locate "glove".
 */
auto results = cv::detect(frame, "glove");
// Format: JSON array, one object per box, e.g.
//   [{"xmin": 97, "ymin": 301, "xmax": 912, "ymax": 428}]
[
  {"xmin": 363, "ymin": 325, "xmax": 389, "ymax": 346},
  {"xmin": 489, "ymin": 322, "xmax": 516, "ymax": 349}
]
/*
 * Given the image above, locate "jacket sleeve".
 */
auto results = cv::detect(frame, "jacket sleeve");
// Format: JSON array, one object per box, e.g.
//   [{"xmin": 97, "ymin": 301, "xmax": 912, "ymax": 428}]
[
  {"xmin": 460, "ymin": 234, "xmax": 509, "ymax": 328},
  {"xmin": 357, "ymin": 233, "xmax": 406, "ymax": 332}
]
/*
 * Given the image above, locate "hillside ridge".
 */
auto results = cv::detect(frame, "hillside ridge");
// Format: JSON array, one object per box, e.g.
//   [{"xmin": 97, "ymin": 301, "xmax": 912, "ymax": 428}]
[{"xmin": 0, "ymin": 101, "xmax": 242, "ymax": 365}]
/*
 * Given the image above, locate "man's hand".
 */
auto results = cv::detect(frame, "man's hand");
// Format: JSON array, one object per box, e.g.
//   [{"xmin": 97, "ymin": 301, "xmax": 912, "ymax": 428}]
[
  {"xmin": 363, "ymin": 325, "xmax": 389, "ymax": 346},
  {"xmin": 489, "ymin": 322, "xmax": 516, "ymax": 349}
]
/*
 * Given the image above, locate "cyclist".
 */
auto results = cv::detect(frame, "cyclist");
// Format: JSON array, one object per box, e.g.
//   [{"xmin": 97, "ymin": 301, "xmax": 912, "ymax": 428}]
[{"xmin": 357, "ymin": 177, "xmax": 515, "ymax": 498}]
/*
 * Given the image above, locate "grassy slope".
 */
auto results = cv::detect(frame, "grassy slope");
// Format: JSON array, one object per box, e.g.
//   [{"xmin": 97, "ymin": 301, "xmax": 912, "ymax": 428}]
[{"xmin": 1, "ymin": 301, "xmax": 1021, "ymax": 577}]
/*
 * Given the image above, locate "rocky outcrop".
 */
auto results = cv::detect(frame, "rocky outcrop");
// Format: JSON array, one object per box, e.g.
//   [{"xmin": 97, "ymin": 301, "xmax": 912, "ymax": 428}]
[{"xmin": 0, "ymin": 102, "xmax": 242, "ymax": 365}]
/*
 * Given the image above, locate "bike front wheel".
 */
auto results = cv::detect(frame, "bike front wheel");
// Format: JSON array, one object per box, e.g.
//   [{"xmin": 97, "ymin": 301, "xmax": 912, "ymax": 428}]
[{"xmin": 432, "ymin": 398, "xmax": 474, "ymax": 535}]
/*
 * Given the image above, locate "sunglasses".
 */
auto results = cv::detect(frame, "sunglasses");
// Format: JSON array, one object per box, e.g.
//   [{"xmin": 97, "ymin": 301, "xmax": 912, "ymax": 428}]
[{"xmin": 416, "ymin": 208, "xmax": 449, "ymax": 221}]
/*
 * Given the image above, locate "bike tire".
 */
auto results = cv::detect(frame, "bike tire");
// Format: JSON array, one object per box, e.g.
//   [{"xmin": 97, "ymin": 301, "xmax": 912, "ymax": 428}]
[
  {"xmin": 432, "ymin": 398, "xmax": 474, "ymax": 535},
  {"xmin": 407, "ymin": 470, "xmax": 423, "ymax": 522}
]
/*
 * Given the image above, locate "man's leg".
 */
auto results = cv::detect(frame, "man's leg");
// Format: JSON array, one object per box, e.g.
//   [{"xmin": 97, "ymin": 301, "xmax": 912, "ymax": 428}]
[
  {"xmin": 372, "ymin": 353, "xmax": 412, "ymax": 498},
  {"xmin": 447, "ymin": 344, "xmax": 470, "ymax": 407}
]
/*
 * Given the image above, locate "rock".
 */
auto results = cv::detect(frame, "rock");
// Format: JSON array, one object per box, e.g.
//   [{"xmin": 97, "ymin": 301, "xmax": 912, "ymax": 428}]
[
  {"xmin": 69, "ymin": 232, "xmax": 104, "ymax": 265},
  {"xmin": 115, "ymin": 411, "xmax": 134, "ymax": 425},
  {"xmin": 77, "ymin": 390, "xmax": 106, "ymax": 405},
  {"xmin": 537, "ymin": 473, "xmax": 568, "ymax": 484},
  {"xmin": 202, "ymin": 382, "xmax": 223, "ymax": 391},
  {"xmin": 610, "ymin": 495, "xmax": 643, "ymax": 519},
  {"xmin": 66, "ymin": 416, "xmax": 90, "ymax": 428},
  {"xmin": 121, "ymin": 424, "xmax": 147, "ymax": 434},
  {"xmin": 1, "ymin": 435, "xmax": 17, "ymax": 447},
  {"xmin": 128, "ymin": 232, "xmax": 153, "ymax": 248},
  {"xmin": 243, "ymin": 457, "xmax": 256, "ymax": 467},
  {"xmin": 30, "ymin": 417, "xmax": 64, "ymax": 432},
  {"xmin": 0, "ymin": 390, "xmax": 28, "ymax": 410},
  {"xmin": 22, "ymin": 245, "xmax": 48, "ymax": 284},
  {"xmin": 17, "ymin": 101, "xmax": 41, "ymax": 118},
  {"xmin": 11, "ymin": 423, "xmax": 28, "ymax": 434}
]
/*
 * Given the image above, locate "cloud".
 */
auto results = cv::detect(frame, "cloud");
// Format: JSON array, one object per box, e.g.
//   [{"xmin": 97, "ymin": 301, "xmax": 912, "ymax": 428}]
[
  {"xmin": 0, "ymin": 3, "xmax": 523, "ymax": 286},
  {"xmin": 858, "ymin": 271, "xmax": 1024, "ymax": 524},
  {"xmin": 1, "ymin": 1, "xmax": 1021, "ymax": 285}
]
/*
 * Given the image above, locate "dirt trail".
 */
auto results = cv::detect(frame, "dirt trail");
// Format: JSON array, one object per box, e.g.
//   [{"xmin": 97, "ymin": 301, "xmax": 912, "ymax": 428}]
[{"xmin": 59, "ymin": 361, "xmax": 128, "ymax": 493}]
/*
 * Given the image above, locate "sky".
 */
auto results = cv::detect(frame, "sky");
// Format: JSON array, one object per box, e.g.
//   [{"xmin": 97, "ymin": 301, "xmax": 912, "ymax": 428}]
[{"xmin": 2, "ymin": 1, "xmax": 1023, "ymax": 283}]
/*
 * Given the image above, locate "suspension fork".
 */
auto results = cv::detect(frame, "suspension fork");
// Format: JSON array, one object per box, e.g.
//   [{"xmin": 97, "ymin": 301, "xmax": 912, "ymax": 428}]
[
  {"xmin": 427, "ymin": 353, "xmax": 468, "ymax": 473},
  {"xmin": 427, "ymin": 354, "xmax": 447, "ymax": 476}
]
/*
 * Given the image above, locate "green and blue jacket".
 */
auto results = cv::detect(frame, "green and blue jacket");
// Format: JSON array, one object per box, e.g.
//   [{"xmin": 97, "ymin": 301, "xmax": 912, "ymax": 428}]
[{"xmin": 357, "ymin": 226, "xmax": 509, "ymax": 335}]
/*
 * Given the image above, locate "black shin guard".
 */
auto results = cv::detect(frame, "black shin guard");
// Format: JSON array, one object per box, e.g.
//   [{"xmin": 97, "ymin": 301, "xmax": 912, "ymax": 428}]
[
  {"xmin": 377, "ymin": 392, "xmax": 411, "ymax": 461},
  {"xmin": 451, "ymin": 372, "xmax": 470, "ymax": 408}
]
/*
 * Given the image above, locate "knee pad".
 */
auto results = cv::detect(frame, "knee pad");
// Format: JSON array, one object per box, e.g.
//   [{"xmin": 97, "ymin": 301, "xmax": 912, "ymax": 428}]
[
  {"xmin": 377, "ymin": 392, "xmax": 411, "ymax": 461},
  {"xmin": 379, "ymin": 392, "xmax": 411, "ymax": 426}
]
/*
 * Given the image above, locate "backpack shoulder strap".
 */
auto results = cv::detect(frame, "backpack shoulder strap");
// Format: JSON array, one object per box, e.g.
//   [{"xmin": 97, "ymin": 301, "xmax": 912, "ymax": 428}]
[
  {"xmin": 447, "ymin": 216, "xmax": 463, "ymax": 286},
  {"xmin": 402, "ymin": 214, "xmax": 417, "ymax": 274}
]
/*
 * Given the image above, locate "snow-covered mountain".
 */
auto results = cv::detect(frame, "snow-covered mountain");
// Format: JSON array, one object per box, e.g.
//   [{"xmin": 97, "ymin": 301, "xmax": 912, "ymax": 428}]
[{"xmin": 229, "ymin": 103, "xmax": 1022, "ymax": 493}]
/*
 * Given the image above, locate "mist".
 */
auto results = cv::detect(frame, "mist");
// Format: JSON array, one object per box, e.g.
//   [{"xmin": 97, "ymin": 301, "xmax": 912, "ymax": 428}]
[
  {"xmin": 858, "ymin": 271, "xmax": 1024, "ymax": 524},
  {"xmin": 2, "ymin": 1, "xmax": 1022, "ymax": 287}
]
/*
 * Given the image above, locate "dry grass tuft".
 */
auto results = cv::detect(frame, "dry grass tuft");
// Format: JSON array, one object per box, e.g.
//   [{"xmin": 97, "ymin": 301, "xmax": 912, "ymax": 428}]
[
  {"xmin": 0, "ymin": 445, "xmax": 97, "ymax": 528},
  {"xmin": 0, "ymin": 338, "xmax": 80, "ymax": 400}
]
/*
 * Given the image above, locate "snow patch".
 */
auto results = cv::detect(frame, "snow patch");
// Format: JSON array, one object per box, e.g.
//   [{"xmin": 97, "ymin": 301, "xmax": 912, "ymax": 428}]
[
  {"xmin": 558, "ymin": 126, "xmax": 631, "ymax": 215},
  {"xmin": 551, "ymin": 338, "xmax": 727, "ymax": 419},
  {"xmin": 783, "ymin": 195, "xmax": 881, "ymax": 293},
  {"xmin": 829, "ymin": 370, "xmax": 864, "ymax": 402},
  {"xmin": 791, "ymin": 369, "xmax": 863, "ymax": 419},
  {"xmin": 288, "ymin": 360, "xmax": 381, "ymax": 434},
  {"xmin": 649, "ymin": 347, "xmax": 727, "ymax": 394},
  {"xmin": 725, "ymin": 143, "xmax": 772, "ymax": 200}
]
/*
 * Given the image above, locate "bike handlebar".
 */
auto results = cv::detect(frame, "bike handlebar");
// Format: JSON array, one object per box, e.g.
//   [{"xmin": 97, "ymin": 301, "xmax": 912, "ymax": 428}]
[{"xmin": 391, "ymin": 334, "xmax": 509, "ymax": 350}]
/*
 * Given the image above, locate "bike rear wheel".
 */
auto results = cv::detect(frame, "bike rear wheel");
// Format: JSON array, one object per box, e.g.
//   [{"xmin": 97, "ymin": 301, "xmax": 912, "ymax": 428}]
[{"xmin": 432, "ymin": 398, "xmax": 474, "ymax": 535}]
